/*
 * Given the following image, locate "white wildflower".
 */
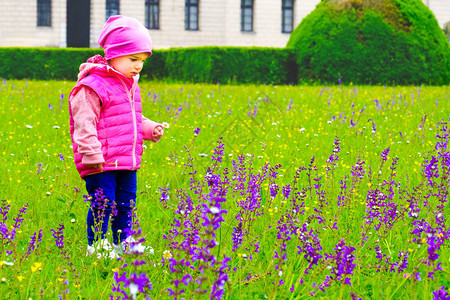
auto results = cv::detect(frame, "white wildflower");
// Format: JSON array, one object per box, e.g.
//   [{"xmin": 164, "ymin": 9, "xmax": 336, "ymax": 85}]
[
  {"xmin": 129, "ymin": 283, "xmax": 138, "ymax": 299},
  {"xmin": 163, "ymin": 250, "xmax": 172, "ymax": 259},
  {"xmin": 210, "ymin": 206, "xmax": 220, "ymax": 214}
]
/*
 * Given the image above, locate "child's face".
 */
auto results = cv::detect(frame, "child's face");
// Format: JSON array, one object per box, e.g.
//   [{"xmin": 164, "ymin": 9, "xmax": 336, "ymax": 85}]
[{"xmin": 109, "ymin": 52, "xmax": 149, "ymax": 78}]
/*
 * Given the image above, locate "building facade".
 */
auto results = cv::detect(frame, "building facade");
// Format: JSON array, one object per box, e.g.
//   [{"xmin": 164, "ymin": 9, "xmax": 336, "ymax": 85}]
[{"xmin": 0, "ymin": 0, "xmax": 449, "ymax": 49}]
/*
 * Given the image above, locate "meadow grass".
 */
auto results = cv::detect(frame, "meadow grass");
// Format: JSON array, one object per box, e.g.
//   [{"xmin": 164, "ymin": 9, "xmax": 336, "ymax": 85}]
[{"xmin": 0, "ymin": 79, "xmax": 449, "ymax": 299}]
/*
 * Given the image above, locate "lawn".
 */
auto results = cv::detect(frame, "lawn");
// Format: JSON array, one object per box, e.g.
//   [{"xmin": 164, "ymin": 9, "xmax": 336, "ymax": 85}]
[{"xmin": 0, "ymin": 79, "xmax": 449, "ymax": 299}]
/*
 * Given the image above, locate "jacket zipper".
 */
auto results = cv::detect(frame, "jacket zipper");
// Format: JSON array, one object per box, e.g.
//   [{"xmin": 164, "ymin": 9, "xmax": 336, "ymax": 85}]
[{"xmin": 118, "ymin": 77, "xmax": 138, "ymax": 171}]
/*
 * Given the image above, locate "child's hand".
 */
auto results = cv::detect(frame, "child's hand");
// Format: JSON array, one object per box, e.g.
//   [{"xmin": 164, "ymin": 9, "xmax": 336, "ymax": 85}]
[
  {"xmin": 153, "ymin": 125, "xmax": 164, "ymax": 142},
  {"xmin": 85, "ymin": 163, "xmax": 103, "ymax": 172}
]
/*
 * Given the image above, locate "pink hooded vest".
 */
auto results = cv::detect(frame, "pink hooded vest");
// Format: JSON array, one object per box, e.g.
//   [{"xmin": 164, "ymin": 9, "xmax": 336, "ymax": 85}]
[
  {"xmin": 69, "ymin": 16, "xmax": 154, "ymax": 178},
  {"xmin": 69, "ymin": 56, "xmax": 144, "ymax": 178}
]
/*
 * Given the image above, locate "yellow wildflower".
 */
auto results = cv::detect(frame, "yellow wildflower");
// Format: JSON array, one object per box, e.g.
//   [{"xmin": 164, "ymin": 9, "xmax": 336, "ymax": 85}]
[{"xmin": 31, "ymin": 262, "xmax": 42, "ymax": 273}]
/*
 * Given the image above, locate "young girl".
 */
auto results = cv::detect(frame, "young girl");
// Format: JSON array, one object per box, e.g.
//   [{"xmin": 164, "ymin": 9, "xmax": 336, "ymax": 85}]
[{"xmin": 68, "ymin": 15, "xmax": 163, "ymax": 256}]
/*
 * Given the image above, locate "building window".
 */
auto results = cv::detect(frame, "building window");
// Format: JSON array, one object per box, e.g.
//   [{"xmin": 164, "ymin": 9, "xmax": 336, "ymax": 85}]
[
  {"xmin": 282, "ymin": 0, "xmax": 294, "ymax": 33},
  {"xmin": 145, "ymin": 0, "xmax": 160, "ymax": 29},
  {"xmin": 37, "ymin": 0, "xmax": 52, "ymax": 27},
  {"xmin": 185, "ymin": 0, "xmax": 199, "ymax": 30},
  {"xmin": 106, "ymin": 0, "xmax": 120, "ymax": 20},
  {"xmin": 241, "ymin": 0, "xmax": 253, "ymax": 32}
]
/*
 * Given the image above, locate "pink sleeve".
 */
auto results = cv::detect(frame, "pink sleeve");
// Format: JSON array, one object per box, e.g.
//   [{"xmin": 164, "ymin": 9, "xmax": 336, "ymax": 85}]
[
  {"xmin": 70, "ymin": 86, "xmax": 105, "ymax": 165},
  {"xmin": 142, "ymin": 116, "xmax": 163, "ymax": 142}
]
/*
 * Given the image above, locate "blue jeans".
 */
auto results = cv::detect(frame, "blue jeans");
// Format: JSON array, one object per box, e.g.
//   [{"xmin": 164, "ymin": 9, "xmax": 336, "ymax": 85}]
[{"xmin": 84, "ymin": 170, "xmax": 137, "ymax": 246}]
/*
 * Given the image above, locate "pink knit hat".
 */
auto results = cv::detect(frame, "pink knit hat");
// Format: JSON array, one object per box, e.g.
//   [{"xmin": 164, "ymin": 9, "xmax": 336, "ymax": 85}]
[{"xmin": 98, "ymin": 15, "xmax": 152, "ymax": 60}]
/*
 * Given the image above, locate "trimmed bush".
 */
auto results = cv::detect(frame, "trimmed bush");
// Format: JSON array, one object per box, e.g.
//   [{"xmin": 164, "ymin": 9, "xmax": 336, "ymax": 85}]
[
  {"xmin": 0, "ymin": 47, "xmax": 297, "ymax": 85},
  {"xmin": 286, "ymin": 0, "xmax": 450, "ymax": 85}
]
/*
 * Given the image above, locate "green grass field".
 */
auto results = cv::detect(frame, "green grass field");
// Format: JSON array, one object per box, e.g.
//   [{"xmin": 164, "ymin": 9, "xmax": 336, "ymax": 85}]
[{"xmin": 0, "ymin": 79, "xmax": 449, "ymax": 299}]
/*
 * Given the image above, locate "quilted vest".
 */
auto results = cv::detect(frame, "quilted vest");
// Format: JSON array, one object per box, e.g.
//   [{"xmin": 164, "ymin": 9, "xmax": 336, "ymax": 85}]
[{"xmin": 69, "ymin": 70, "xmax": 144, "ymax": 178}]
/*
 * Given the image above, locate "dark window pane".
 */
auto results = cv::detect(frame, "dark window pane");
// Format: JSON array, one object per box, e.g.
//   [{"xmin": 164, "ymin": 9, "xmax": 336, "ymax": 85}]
[
  {"xmin": 37, "ymin": 0, "xmax": 51, "ymax": 27},
  {"xmin": 106, "ymin": 0, "xmax": 120, "ymax": 20},
  {"xmin": 146, "ymin": 0, "xmax": 160, "ymax": 29},
  {"xmin": 282, "ymin": 0, "xmax": 294, "ymax": 33},
  {"xmin": 241, "ymin": 0, "xmax": 253, "ymax": 32},
  {"xmin": 185, "ymin": 0, "xmax": 199, "ymax": 30}
]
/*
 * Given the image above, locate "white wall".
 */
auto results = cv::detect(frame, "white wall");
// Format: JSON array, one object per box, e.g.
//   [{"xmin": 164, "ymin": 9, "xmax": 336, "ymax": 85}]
[
  {"xmin": 424, "ymin": 0, "xmax": 450, "ymax": 28},
  {"xmin": 148, "ymin": 0, "xmax": 320, "ymax": 48},
  {"xmin": 147, "ymin": 0, "xmax": 226, "ymax": 48},
  {"xmin": 0, "ymin": 0, "xmax": 448, "ymax": 48},
  {"xmin": 0, "ymin": 0, "xmax": 66, "ymax": 47}
]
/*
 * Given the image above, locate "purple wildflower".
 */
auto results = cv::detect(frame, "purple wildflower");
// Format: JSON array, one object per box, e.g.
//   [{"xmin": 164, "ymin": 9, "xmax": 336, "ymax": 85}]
[
  {"xmin": 381, "ymin": 147, "xmax": 390, "ymax": 162},
  {"xmin": 326, "ymin": 137, "xmax": 341, "ymax": 175},
  {"xmin": 286, "ymin": 99, "xmax": 293, "ymax": 111},
  {"xmin": 269, "ymin": 183, "xmax": 279, "ymax": 199},
  {"xmin": 351, "ymin": 158, "xmax": 366, "ymax": 181},
  {"xmin": 432, "ymin": 286, "xmax": 450, "ymax": 300},
  {"xmin": 112, "ymin": 271, "xmax": 153, "ymax": 300},
  {"xmin": 51, "ymin": 223, "xmax": 65, "ymax": 248},
  {"xmin": 211, "ymin": 138, "xmax": 225, "ymax": 165},
  {"xmin": 337, "ymin": 176, "xmax": 348, "ymax": 207},
  {"xmin": 231, "ymin": 221, "xmax": 244, "ymax": 252},
  {"xmin": 0, "ymin": 200, "xmax": 11, "ymax": 222},
  {"xmin": 36, "ymin": 163, "xmax": 42, "ymax": 174},
  {"xmin": 282, "ymin": 185, "xmax": 291, "ymax": 200},
  {"xmin": 159, "ymin": 187, "xmax": 170, "ymax": 205},
  {"xmin": 325, "ymin": 239, "xmax": 356, "ymax": 286},
  {"xmin": 296, "ymin": 223, "xmax": 323, "ymax": 276},
  {"xmin": 10, "ymin": 203, "xmax": 29, "ymax": 240},
  {"xmin": 26, "ymin": 229, "xmax": 43, "ymax": 255}
]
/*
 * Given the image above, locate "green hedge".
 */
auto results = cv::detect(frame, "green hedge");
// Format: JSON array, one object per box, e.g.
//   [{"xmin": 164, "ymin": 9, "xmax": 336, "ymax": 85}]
[
  {"xmin": 157, "ymin": 47, "xmax": 298, "ymax": 85},
  {"xmin": 0, "ymin": 47, "xmax": 298, "ymax": 85},
  {"xmin": 0, "ymin": 48, "xmax": 102, "ymax": 80}
]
